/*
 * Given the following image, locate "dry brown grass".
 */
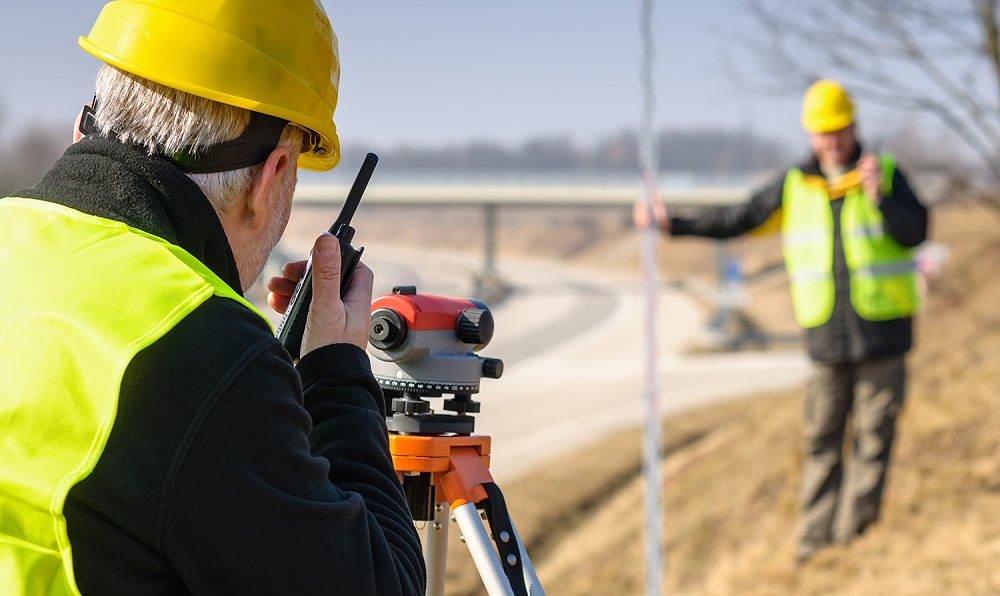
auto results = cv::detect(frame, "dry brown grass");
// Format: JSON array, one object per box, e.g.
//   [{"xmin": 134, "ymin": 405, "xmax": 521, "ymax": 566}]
[
  {"xmin": 281, "ymin": 198, "xmax": 1000, "ymax": 594},
  {"xmin": 426, "ymin": 200, "xmax": 1000, "ymax": 595}
]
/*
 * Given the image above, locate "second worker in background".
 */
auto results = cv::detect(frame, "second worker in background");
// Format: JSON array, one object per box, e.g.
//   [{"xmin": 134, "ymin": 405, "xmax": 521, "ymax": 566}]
[{"xmin": 635, "ymin": 79, "xmax": 929, "ymax": 564}]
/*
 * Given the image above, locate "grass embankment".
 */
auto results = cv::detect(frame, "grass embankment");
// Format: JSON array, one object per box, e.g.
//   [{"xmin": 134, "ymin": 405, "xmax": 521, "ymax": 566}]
[{"xmin": 441, "ymin": 201, "xmax": 1000, "ymax": 595}]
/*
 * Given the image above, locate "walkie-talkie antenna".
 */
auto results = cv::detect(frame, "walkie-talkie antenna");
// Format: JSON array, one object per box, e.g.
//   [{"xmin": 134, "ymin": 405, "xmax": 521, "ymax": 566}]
[{"xmin": 334, "ymin": 152, "xmax": 378, "ymax": 233}]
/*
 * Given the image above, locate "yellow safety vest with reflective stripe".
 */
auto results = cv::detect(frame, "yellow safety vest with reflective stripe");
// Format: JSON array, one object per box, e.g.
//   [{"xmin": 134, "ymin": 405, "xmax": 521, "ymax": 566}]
[
  {"xmin": 0, "ymin": 197, "xmax": 266, "ymax": 595},
  {"xmin": 781, "ymin": 154, "xmax": 920, "ymax": 328}
]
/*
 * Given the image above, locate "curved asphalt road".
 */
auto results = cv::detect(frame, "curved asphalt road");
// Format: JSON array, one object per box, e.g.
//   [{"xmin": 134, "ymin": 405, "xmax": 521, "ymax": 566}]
[{"xmin": 256, "ymin": 236, "xmax": 811, "ymax": 483}]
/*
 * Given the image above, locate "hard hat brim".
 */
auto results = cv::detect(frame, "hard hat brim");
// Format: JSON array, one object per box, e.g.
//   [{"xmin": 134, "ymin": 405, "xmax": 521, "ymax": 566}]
[{"xmin": 801, "ymin": 112, "xmax": 854, "ymax": 134}]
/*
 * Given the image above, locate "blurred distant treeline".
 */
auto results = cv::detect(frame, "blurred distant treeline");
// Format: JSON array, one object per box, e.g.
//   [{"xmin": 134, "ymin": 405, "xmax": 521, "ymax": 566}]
[
  {"xmin": 343, "ymin": 128, "xmax": 791, "ymax": 172},
  {"xmin": 0, "ymin": 125, "xmax": 793, "ymax": 196}
]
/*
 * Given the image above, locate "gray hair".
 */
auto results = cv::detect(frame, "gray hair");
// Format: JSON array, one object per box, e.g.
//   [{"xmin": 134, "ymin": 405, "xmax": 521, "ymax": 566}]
[{"xmin": 92, "ymin": 65, "xmax": 303, "ymax": 212}]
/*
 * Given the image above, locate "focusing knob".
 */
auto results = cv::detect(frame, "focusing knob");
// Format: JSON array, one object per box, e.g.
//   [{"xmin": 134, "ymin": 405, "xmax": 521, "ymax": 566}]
[
  {"xmin": 369, "ymin": 309, "xmax": 407, "ymax": 350},
  {"xmin": 456, "ymin": 308, "xmax": 494, "ymax": 345},
  {"xmin": 481, "ymin": 357, "xmax": 504, "ymax": 379}
]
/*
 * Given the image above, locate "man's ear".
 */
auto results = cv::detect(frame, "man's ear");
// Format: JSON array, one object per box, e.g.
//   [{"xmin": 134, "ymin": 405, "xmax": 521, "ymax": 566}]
[{"xmin": 247, "ymin": 145, "xmax": 291, "ymax": 231}]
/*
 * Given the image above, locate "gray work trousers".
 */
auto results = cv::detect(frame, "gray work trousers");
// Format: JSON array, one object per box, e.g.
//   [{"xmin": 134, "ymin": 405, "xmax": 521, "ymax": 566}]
[{"xmin": 796, "ymin": 355, "xmax": 906, "ymax": 559}]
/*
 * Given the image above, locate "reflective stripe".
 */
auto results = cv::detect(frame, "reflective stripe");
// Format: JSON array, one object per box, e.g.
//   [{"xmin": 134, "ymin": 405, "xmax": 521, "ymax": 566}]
[
  {"xmin": 849, "ymin": 223, "xmax": 884, "ymax": 239},
  {"xmin": 853, "ymin": 259, "xmax": 916, "ymax": 278}
]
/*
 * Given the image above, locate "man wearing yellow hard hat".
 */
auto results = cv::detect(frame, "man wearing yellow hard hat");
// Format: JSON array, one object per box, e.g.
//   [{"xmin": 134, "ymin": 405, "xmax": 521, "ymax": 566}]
[
  {"xmin": 0, "ymin": 2, "xmax": 425, "ymax": 593},
  {"xmin": 636, "ymin": 79, "xmax": 929, "ymax": 564}
]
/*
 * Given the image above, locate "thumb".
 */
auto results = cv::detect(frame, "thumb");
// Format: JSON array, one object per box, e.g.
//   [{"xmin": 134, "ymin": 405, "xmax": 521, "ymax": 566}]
[
  {"xmin": 301, "ymin": 233, "xmax": 346, "ymax": 355},
  {"xmin": 311, "ymin": 232, "xmax": 342, "ymax": 300}
]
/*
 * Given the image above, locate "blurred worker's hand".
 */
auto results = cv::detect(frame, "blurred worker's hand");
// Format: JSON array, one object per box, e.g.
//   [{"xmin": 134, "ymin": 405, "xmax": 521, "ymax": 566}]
[
  {"xmin": 857, "ymin": 152, "xmax": 882, "ymax": 205},
  {"xmin": 267, "ymin": 233, "xmax": 374, "ymax": 354},
  {"xmin": 633, "ymin": 199, "xmax": 669, "ymax": 232}
]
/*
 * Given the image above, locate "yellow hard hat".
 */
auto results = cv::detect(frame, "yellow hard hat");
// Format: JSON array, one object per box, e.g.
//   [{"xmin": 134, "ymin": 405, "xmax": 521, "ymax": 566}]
[
  {"xmin": 79, "ymin": 0, "xmax": 341, "ymax": 171},
  {"xmin": 800, "ymin": 79, "xmax": 854, "ymax": 134}
]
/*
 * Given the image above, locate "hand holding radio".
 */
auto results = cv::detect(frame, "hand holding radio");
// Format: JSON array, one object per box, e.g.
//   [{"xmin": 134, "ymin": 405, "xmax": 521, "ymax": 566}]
[
  {"xmin": 268, "ymin": 236, "xmax": 372, "ymax": 352},
  {"xmin": 271, "ymin": 153, "xmax": 378, "ymax": 360},
  {"xmin": 304, "ymin": 234, "xmax": 373, "ymax": 353}
]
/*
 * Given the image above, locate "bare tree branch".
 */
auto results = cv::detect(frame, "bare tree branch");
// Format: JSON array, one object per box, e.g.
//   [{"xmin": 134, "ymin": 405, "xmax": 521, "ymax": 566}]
[
  {"xmin": 733, "ymin": 0, "xmax": 1000, "ymax": 209},
  {"xmin": 980, "ymin": 0, "xmax": 1000, "ymax": 109}
]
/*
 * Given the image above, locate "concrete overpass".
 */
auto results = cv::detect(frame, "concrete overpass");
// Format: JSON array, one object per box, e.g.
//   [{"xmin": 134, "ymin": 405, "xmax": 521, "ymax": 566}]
[
  {"xmin": 293, "ymin": 178, "xmax": 756, "ymax": 286},
  {"xmin": 290, "ymin": 177, "xmax": 765, "ymax": 349},
  {"xmin": 293, "ymin": 181, "xmax": 753, "ymax": 207}
]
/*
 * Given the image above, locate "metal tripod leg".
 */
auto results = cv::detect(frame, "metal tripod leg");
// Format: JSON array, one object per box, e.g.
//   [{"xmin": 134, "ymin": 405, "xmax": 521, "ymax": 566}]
[
  {"xmin": 390, "ymin": 434, "xmax": 546, "ymax": 595},
  {"xmin": 453, "ymin": 502, "xmax": 545, "ymax": 596},
  {"xmin": 510, "ymin": 520, "xmax": 543, "ymax": 594},
  {"xmin": 454, "ymin": 502, "xmax": 518, "ymax": 595},
  {"xmin": 424, "ymin": 503, "xmax": 449, "ymax": 596}
]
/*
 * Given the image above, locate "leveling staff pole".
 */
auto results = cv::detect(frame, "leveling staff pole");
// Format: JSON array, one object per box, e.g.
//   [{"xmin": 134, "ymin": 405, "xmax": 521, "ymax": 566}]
[{"xmin": 638, "ymin": 0, "xmax": 664, "ymax": 593}]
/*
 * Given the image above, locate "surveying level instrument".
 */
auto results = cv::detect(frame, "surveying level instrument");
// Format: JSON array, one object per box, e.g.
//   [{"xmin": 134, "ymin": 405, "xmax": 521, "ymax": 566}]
[{"xmin": 369, "ymin": 286, "xmax": 544, "ymax": 596}]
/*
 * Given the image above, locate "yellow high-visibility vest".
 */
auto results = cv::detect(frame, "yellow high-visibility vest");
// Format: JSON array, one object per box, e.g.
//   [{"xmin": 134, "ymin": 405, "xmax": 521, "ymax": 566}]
[
  {"xmin": 781, "ymin": 154, "xmax": 920, "ymax": 328},
  {"xmin": 0, "ymin": 197, "xmax": 265, "ymax": 594}
]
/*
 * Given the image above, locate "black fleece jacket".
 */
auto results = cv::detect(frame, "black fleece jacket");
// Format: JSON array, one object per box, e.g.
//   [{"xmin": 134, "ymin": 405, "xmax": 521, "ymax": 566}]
[
  {"xmin": 669, "ymin": 145, "xmax": 928, "ymax": 363},
  {"xmin": 12, "ymin": 137, "xmax": 425, "ymax": 594}
]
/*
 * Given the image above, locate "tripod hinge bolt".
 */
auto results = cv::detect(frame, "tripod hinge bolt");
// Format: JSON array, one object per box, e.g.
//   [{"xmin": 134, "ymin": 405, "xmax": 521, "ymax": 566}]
[
  {"xmin": 506, "ymin": 554, "xmax": 518, "ymax": 566},
  {"xmin": 499, "ymin": 531, "xmax": 510, "ymax": 543}
]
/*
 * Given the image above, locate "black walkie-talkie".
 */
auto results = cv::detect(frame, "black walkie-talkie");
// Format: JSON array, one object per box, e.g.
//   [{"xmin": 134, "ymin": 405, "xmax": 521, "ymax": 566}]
[{"xmin": 276, "ymin": 152, "xmax": 378, "ymax": 360}]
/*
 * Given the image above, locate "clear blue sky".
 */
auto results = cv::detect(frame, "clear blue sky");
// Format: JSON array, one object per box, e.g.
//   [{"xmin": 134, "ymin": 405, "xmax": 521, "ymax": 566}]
[{"xmin": 3, "ymin": 2, "xmax": 810, "ymax": 153}]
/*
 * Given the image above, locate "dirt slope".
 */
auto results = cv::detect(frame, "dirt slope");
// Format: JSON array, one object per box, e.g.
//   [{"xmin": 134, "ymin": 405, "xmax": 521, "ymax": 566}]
[{"xmin": 437, "ymin": 200, "xmax": 1000, "ymax": 595}]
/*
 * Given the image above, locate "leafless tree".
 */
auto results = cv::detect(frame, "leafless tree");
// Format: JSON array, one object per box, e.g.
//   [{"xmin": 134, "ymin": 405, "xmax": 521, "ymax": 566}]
[{"xmin": 733, "ymin": 0, "xmax": 1000, "ymax": 209}]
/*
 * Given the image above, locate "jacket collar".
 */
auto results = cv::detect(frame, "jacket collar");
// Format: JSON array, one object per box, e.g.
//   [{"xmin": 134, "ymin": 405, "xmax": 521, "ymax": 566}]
[{"xmin": 17, "ymin": 136, "xmax": 244, "ymax": 294}]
